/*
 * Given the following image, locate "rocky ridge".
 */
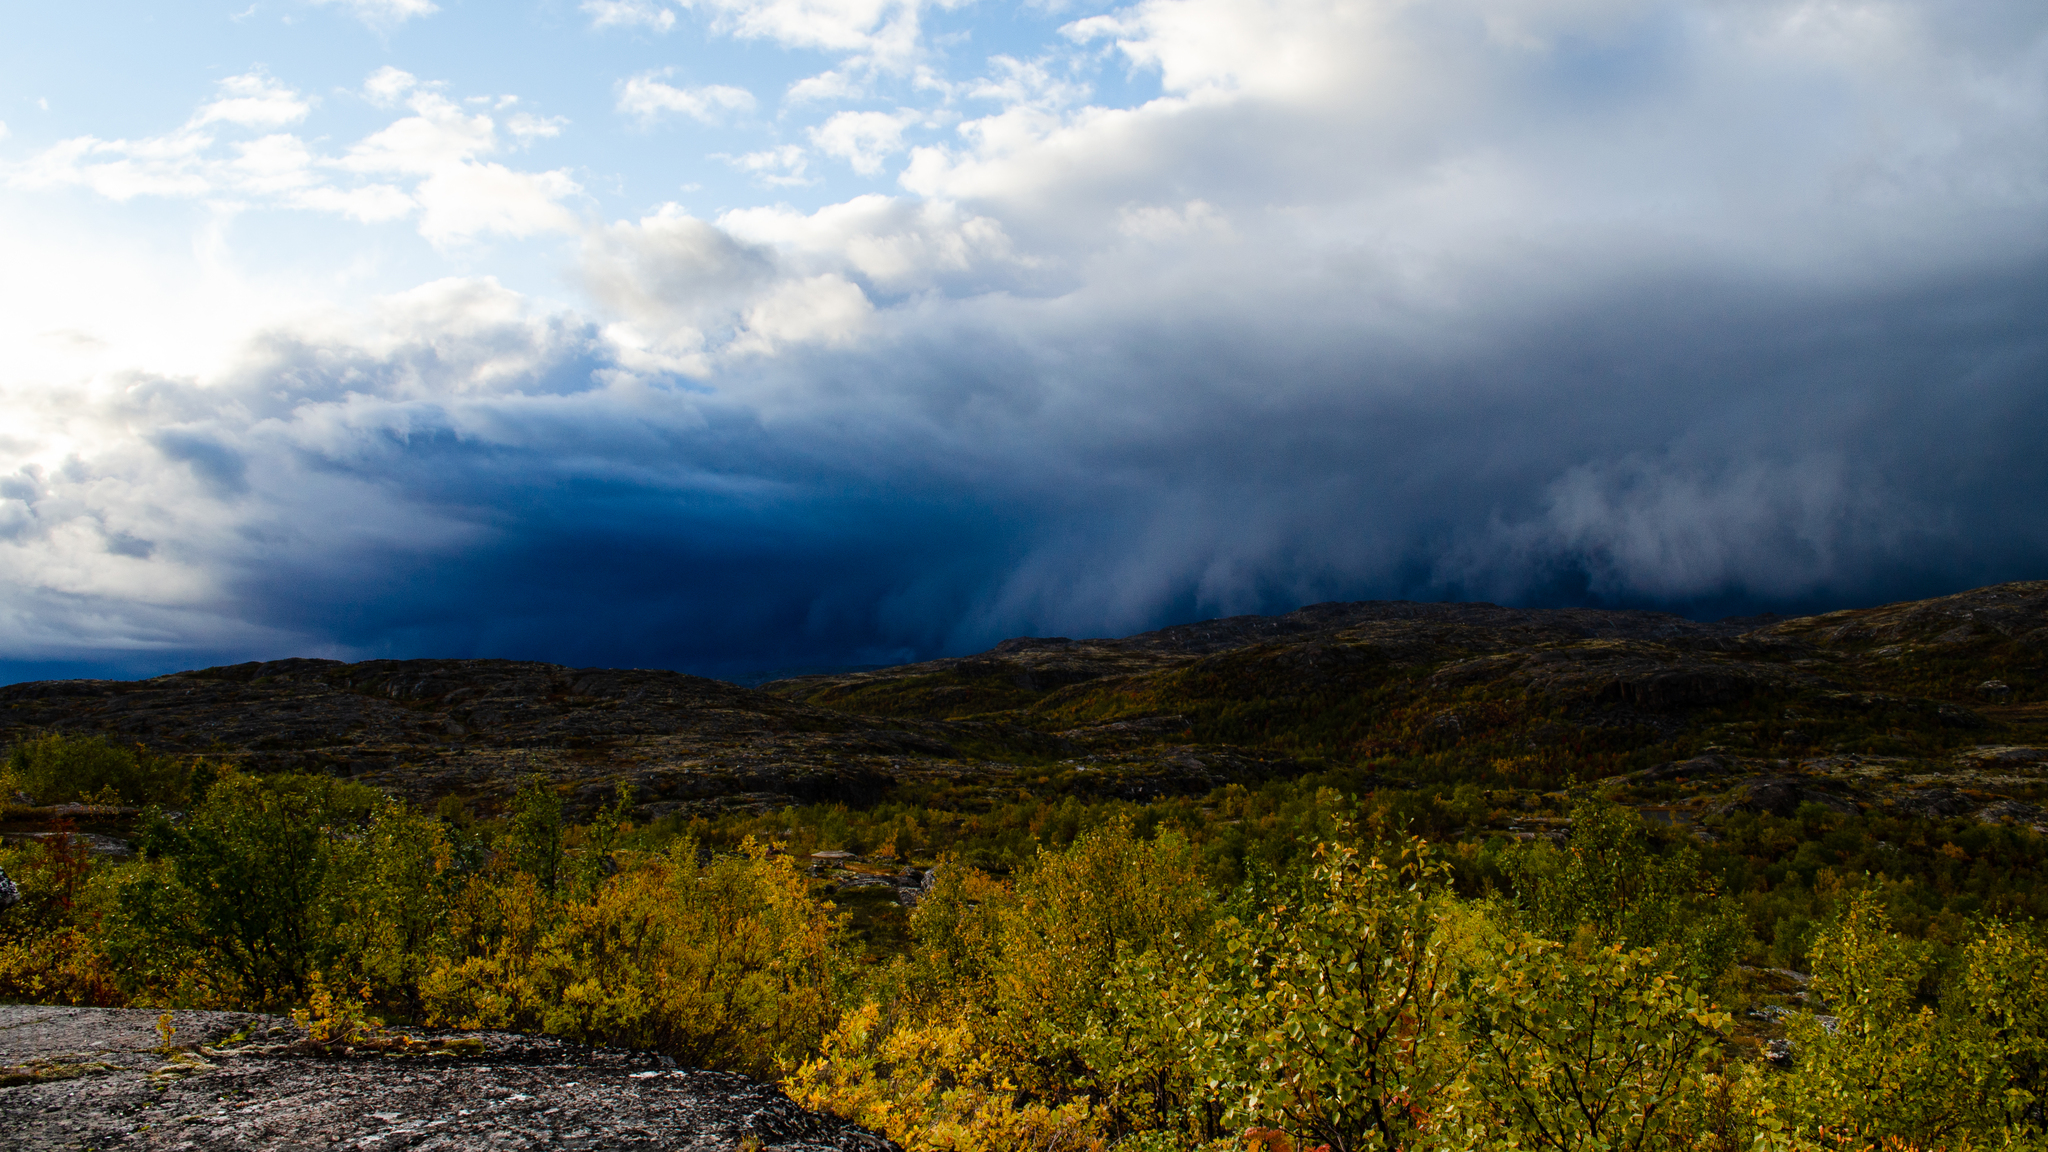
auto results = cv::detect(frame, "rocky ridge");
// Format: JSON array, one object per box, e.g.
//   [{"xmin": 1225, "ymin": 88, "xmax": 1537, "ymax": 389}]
[
  {"xmin": 1, "ymin": 582, "xmax": 2044, "ymax": 831},
  {"xmin": 0, "ymin": 659, "xmax": 1054, "ymax": 821}
]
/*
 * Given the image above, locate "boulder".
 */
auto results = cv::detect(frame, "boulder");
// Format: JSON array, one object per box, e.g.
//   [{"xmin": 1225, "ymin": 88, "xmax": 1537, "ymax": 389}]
[
  {"xmin": 1892, "ymin": 787, "xmax": 1975, "ymax": 819},
  {"xmin": 1632, "ymin": 755, "xmax": 1739, "ymax": 783},
  {"xmin": 1973, "ymin": 800, "xmax": 2048, "ymax": 830},
  {"xmin": 1715, "ymin": 776, "xmax": 1861, "ymax": 818}
]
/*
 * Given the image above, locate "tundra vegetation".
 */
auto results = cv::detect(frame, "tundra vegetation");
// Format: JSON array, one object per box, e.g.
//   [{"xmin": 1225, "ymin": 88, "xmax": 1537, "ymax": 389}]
[
  {"xmin": 4, "ymin": 583, "xmax": 2047, "ymax": 1149},
  {"xmin": 4, "ymin": 734, "xmax": 2048, "ymax": 1152}
]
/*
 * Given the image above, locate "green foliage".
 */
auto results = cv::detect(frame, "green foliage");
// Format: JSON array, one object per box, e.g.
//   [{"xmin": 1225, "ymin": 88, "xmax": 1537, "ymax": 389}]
[
  {"xmin": 1774, "ymin": 893, "xmax": 2039, "ymax": 1148},
  {"xmin": 1184, "ymin": 837, "xmax": 1463, "ymax": 1152},
  {"xmin": 100, "ymin": 856, "xmax": 212, "ymax": 1002},
  {"xmin": 323, "ymin": 797, "xmax": 456, "ymax": 1018},
  {"xmin": 1696, "ymin": 804, "xmax": 2048, "ymax": 965},
  {"xmin": 138, "ymin": 771, "xmax": 378, "ymax": 1006},
  {"xmin": 1510, "ymin": 799, "xmax": 1744, "ymax": 984},
  {"xmin": 1447, "ymin": 937, "xmax": 1731, "ymax": 1152},
  {"xmin": 788, "ymin": 1002, "xmax": 1114, "ymax": 1152},
  {"xmin": 990, "ymin": 821, "xmax": 1217, "ymax": 1130},
  {"xmin": 8, "ymin": 732, "xmax": 2048, "ymax": 1152},
  {"xmin": 1947, "ymin": 918, "xmax": 2048, "ymax": 1135},
  {"xmin": 0, "ymin": 833, "xmax": 124, "ymax": 1006},
  {"xmin": 506, "ymin": 773, "xmax": 566, "ymax": 896},
  {"xmin": 2, "ymin": 732, "xmax": 217, "ymax": 807}
]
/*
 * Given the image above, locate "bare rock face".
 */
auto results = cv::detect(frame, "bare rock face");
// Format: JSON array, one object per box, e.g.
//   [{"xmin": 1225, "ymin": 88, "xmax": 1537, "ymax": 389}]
[{"xmin": 0, "ymin": 1006, "xmax": 893, "ymax": 1152}]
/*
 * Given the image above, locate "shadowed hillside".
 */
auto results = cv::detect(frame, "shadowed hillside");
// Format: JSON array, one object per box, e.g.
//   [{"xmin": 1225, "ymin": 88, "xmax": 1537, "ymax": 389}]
[
  {"xmin": 3, "ymin": 583, "xmax": 2044, "ymax": 824},
  {"xmin": 762, "ymin": 581, "xmax": 2048, "ymax": 818}
]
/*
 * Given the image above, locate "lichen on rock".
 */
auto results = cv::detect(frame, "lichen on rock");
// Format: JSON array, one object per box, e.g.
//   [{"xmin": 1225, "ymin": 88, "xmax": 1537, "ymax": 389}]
[{"xmin": 0, "ymin": 1006, "xmax": 896, "ymax": 1151}]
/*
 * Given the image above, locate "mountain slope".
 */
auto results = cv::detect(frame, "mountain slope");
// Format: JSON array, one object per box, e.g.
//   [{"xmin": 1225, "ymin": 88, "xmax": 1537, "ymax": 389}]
[{"xmin": 3, "ymin": 582, "xmax": 2044, "ymax": 821}]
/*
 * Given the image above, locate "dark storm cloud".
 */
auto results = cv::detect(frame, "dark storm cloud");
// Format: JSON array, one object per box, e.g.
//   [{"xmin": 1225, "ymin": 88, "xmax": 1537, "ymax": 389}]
[
  {"xmin": 27, "ymin": 249, "xmax": 2033, "ymax": 684},
  {"xmin": 5, "ymin": 0, "xmax": 2046, "ymax": 681}
]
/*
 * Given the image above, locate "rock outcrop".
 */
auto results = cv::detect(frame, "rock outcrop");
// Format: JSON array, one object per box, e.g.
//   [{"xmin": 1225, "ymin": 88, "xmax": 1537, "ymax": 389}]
[{"xmin": 0, "ymin": 1006, "xmax": 893, "ymax": 1152}]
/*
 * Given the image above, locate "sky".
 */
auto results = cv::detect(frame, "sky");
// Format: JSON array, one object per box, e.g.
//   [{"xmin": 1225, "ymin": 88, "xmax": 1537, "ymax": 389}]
[{"xmin": 1, "ymin": 0, "xmax": 2045, "ymax": 684}]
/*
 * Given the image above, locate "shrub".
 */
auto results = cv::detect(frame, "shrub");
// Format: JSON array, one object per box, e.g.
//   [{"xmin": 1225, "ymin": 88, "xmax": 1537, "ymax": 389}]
[
  {"xmin": 2, "ymin": 732, "xmax": 216, "ymax": 807},
  {"xmin": 0, "ymin": 926, "xmax": 124, "ymax": 1006},
  {"xmin": 990, "ymin": 820, "xmax": 1217, "ymax": 1125},
  {"xmin": 1445, "ymin": 937, "xmax": 1730, "ymax": 1152},
  {"xmin": 423, "ymin": 836, "xmax": 846, "ymax": 1078},
  {"xmin": 1776, "ymin": 892, "xmax": 2000, "ymax": 1147},
  {"xmin": 323, "ymin": 797, "xmax": 456, "ymax": 1019},
  {"xmin": 1947, "ymin": 918, "xmax": 2048, "ymax": 1139},
  {"xmin": 1182, "ymin": 836, "xmax": 1463, "ymax": 1152},
  {"xmin": 0, "ymin": 834, "xmax": 125, "ymax": 1006},
  {"xmin": 787, "ymin": 1001, "xmax": 1113, "ymax": 1152},
  {"xmin": 506, "ymin": 773, "xmax": 565, "ymax": 896},
  {"xmin": 134, "ymin": 771, "xmax": 377, "ymax": 1006},
  {"xmin": 1507, "ymin": 798, "xmax": 1743, "ymax": 986}
]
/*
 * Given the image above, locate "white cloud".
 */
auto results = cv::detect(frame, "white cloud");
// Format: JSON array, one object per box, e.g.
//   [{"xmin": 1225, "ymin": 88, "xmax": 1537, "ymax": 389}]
[
  {"xmin": 584, "ymin": 0, "xmax": 677, "ymax": 31},
  {"xmin": 787, "ymin": 69, "xmax": 866, "ymax": 103},
  {"xmin": 341, "ymin": 90, "xmax": 497, "ymax": 174},
  {"xmin": 229, "ymin": 134, "xmax": 321, "ymax": 195},
  {"xmin": 414, "ymin": 164, "xmax": 580, "ymax": 243},
  {"xmin": 729, "ymin": 273, "xmax": 873, "ymax": 354},
  {"xmin": 1115, "ymin": 198, "xmax": 1227, "ymax": 243},
  {"xmin": 575, "ymin": 200, "xmax": 991, "ymax": 365},
  {"xmin": 687, "ymin": 0, "xmax": 985, "ymax": 71},
  {"xmin": 11, "ymin": 132, "xmax": 215, "ymax": 201},
  {"xmin": 577, "ymin": 204, "xmax": 776, "ymax": 375},
  {"xmin": 6, "ymin": 70, "xmax": 582, "ymax": 250},
  {"xmin": 5, "ymin": 0, "xmax": 2048, "ymax": 668},
  {"xmin": 718, "ymin": 194, "xmax": 1017, "ymax": 291},
  {"xmin": 717, "ymin": 145, "xmax": 813, "ymax": 187},
  {"xmin": 616, "ymin": 73, "xmax": 758, "ymax": 124},
  {"xmin": 195, "ymin": 71, "xmax": 311, "ymax": 128},
  {"xmin": 0, "ymin": 275, "xmax": 589, "ymax": 660},
  {"xmin": 810, "ymin": 109, "xmax": 920, "ymax": 174},
  {"xmin": 968, "ymin": 54, "xmax": 1087, "ymax": 109},
  {"xmin": 1432, "ymin": 448, "xmax": 1939, "ymax": 607},
  {"xmin": 4, "ymin": 72, "xmax": 319, "ymax": 203},
  {"xmin": 310, "ymin": 0, "xmax": 439, "ymax": 28},
  {"xmin": 293, "ymin": 183, "xmax": 416, "ymax": 223},
  {"xmin": 506, "ymin": 113, "xmax": 568, "ymax": 144},
  {"xmin": 362, "ymin": 66, "xmax": 419, "ymax": 108}
]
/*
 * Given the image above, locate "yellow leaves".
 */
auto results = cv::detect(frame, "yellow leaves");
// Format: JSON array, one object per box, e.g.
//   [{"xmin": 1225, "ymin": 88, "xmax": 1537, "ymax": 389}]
[
  {"xmin": 0, "ymin": 927, "xmax": 124, "ymax": 1007},
  {"xmin": 1770, "ymin": 895, "xmax": 2041, "ymax": 1148},
  {"xmin": 1442, "ymin": 933, "xmax": 1729, "ymax": 1152},
  {"xmin": 787, "ymin": 1002, "xmax": 1113, "ymax": 1152},
  {"xmin": 291, "ymin": 971, "xmax": 381, "ymax": 1045},
  {"xmin": 421, "ymin": 836, "xmax": 846, "ymax": 1078}
]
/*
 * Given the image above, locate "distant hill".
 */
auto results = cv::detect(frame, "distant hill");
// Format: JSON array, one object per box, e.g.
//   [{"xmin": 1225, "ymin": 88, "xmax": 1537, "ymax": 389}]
[{"xmin": 4, "ymin": 582, "xmax": 2044, "ymax": 823}]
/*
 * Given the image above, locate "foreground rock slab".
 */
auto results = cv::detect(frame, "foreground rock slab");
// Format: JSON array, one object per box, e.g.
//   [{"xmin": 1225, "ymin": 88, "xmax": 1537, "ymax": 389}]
[{"xmin": 0, "ymin": 1006, "xmax": 894, "ymax": 1152}]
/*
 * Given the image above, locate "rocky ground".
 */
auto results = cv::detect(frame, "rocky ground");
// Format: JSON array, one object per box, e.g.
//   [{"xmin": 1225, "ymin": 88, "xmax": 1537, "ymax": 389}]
[{"xmin": 0, "ymin": 1006, "xmax": 894, "ymax": 1152}]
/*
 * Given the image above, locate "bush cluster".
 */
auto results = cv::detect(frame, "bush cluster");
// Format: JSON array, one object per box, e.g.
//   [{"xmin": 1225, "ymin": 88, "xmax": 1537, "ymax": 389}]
[{"xmin": 3, "ymin": 734, "xmax": 2046, "ymax": 1151}]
